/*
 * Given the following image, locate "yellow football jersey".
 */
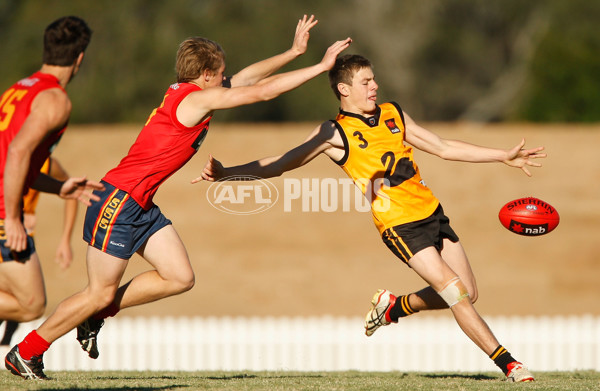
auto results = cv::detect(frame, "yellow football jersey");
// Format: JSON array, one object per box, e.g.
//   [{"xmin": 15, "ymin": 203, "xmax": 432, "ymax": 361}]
[{"xmin": 332, "ymin": 102, "xmax": 439, "ymax": 233}]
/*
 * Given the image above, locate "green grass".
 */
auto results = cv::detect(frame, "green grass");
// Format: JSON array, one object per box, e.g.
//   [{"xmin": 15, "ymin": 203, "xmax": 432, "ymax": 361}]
[{"xmin": 0, "ymin": 370, "xmax": 598, "ymax": 390}]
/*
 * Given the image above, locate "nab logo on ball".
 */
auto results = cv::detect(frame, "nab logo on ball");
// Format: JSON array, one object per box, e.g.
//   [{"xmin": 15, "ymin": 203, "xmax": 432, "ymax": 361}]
[
  {"xmin": 206, "ymin": 176, "xmax": 278, "ymax": 215},
  {"xmin": 498, "ymin": 197, "xmax": 559, "ymax": 236}
]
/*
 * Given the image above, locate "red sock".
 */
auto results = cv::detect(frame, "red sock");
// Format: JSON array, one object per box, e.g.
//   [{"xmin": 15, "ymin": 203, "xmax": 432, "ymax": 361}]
[
  {"xmin": 17, "ymin": 330, "xmax": 50, "ymax": 360},
  {"xmin": 92, "ymin": 302, "xmax": 120, "ymax": 320}
]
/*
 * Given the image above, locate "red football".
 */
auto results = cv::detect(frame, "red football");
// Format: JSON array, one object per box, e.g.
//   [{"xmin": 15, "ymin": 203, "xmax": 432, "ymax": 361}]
[{"xmin": 498, "ymin": 197, "xmax": 560, "ymax": 236}]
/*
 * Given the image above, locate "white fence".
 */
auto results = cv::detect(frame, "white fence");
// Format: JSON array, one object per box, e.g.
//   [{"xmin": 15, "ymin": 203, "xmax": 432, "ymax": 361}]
[{"xmin": 6, "ymin": 315, "xmax": 599, "ymax": 372}]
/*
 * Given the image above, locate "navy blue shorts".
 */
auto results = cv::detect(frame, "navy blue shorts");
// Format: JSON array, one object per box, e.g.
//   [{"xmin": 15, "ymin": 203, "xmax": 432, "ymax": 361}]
[
  {"xmin": 381, "ymin": 204, "xmax": 459, "ymax": 265},
  {"xmin": 0, "ymin": 219, "xmax": 36, "ymax": 263},
  {"xmin": 83, "ymin": 181, "xmax": 172, "ymax": 260}
]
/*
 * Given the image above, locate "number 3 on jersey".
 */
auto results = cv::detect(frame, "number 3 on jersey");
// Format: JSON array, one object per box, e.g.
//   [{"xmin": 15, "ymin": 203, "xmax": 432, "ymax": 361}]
[
  {"xmin": 0, "ymin": 88, "xmax": 28, "ymax": 131},
  {"xmin": 353, "ymin": 131, "xmax": 368, "ymax": 149}
]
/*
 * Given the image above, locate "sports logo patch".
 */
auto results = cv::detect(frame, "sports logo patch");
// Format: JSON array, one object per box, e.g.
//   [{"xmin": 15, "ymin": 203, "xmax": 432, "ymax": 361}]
[
  {"xmin": 385, "ymin": 118, "xmax": 401, "ymax": 134},
  {"xmin": 509, "ymin": 220, "xmax": 549, "ymax": 236}
]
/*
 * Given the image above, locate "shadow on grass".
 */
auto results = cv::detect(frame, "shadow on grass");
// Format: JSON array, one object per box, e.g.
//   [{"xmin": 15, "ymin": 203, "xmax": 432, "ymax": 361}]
[
  {"xmin": 205, "ymin": 373, "xmax": 258, "ymax": 380},
  {"xmin": 44, "ymin": 388, "xmax": 186, "ymax": 391},
  {"xmin": 93, "ymin": 375, "xmax": 179, "ymax": 380},
  {"xmin": 204, "ymin": 373, "xmax": 325, "ymax": 380},
  {"xmin": 42, "ymin": 374, "xmax": 191, "ymax": 391},
  {"xmin": 422, "ymin": 373, "xmax": 497, "ymax": 381}
]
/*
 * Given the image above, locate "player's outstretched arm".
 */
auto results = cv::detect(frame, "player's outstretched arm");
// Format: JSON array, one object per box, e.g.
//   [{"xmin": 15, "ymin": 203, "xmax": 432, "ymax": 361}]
[
  {"xmin": 33, "ymin": 173, "xmax": 105, "ymax": 205},
  {"xmin": 193, "ymin": 147, "xmax": 312, "ymax": 182},
  {"xmin": 190, "ymin": 37, "xmax": 352, "ymax": 114},
  {"xmin": 230, "ymin": 15, "xmax": 318, "ymax": 87},
  {"xmin": 254, "ymin": 37, "xmax": 352, "ymax": 89},
  {"xmin": 192, "ymin": 122, "xmax": 342, "ymax": 183},
  {"xmin": 404, "ymin": 111, "xmax": 546, "ymax": 176}
]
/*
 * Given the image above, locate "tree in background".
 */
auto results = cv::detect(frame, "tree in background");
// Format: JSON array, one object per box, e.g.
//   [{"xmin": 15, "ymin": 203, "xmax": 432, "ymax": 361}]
[{"xmin": 0, "ymin": 0, "xmax": 598, "ymax": 123}]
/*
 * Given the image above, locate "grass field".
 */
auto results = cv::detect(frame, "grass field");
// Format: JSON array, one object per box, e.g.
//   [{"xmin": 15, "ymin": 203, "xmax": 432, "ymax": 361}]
[{"xmin": 0, "ymin": 370, "xmax": 598, "ymax": 390}]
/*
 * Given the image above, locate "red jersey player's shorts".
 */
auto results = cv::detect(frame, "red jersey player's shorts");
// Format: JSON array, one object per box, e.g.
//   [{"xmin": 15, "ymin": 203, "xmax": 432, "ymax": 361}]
[
  {"xmin": 0, "ymin": 220, "xmax": 36, "ymax": 263},
  {"xmin": 83, "ymin": 181, "xmax": 172, "ymax": 260},
  {"xmin": 381, "ymin": 204, "xmax": 459, "ymax": 265}
]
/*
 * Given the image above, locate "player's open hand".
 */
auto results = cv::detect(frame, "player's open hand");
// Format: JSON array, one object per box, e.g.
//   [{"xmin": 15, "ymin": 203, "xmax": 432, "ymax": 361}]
[
  {"xmin": 55, "ymin": 238, "xmax": 73, "ymax": 270},
  {"xmin": 191, "ymin": 154, "xmax": 225, "ymax": 183},
  {"xmin": 503, "ymin": 138, "xmax": 546, "ymax": 176},
  {"xmin": 59, "ymin": 176, "xmax": 105, "ymax": 206},
  {"xmin": 291, "ymin": 15, "xmax": 318, "ymax": 56},
  {"xmin": 320, "ymin": 38, "xmax": 352, "ymax": 71},
  {"xmin": 3, "ymin": 218, "xmax": 28, "ymax": 253}
]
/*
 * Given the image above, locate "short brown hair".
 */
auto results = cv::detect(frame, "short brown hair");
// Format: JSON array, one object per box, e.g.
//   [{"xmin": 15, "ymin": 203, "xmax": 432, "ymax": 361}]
[
  {"xmin": 328, "ymin": 54, "xmax": 372, "ymax": 100},
  {"xmin": 43, "ymin": 16, "xmax": 92, "ymax": 66},
  {"xmin": 176, "ymin": 37, "xmax": 225, "ymax": 83}
]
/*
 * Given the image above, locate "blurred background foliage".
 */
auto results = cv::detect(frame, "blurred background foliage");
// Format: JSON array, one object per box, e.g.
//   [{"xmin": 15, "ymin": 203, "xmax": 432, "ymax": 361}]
[{"xmin": 0, "ymin": 0, "xmax": 598, "ymax": 124}]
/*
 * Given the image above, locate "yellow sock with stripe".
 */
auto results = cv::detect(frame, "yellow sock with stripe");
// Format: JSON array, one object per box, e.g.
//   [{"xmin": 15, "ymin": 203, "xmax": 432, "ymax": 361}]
[
  {"xmin": 490, "ymin": 345, "xmax": 517, "ymax": 375},
  {"xmin": 388, "ymin": 294, "xmax": 418, "ymax": 321}
]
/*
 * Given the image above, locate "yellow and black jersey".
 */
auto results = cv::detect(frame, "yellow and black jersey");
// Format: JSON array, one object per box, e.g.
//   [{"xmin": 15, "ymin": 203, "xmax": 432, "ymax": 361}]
[{"xmin": 332, "ymin": 102, "xmax": 439, "ymax": 233}]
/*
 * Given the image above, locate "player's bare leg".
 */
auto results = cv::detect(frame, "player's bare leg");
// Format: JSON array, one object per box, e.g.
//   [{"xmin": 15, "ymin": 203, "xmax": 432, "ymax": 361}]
[
  {"xmin": 75, "ymin": 225, "xmax": 194, "ymax": 359},
  {"xmin": 365, "ymin": 240, "xmax": 479, "ymax": 336},
  {"xmin": 0, "ymin": 253, "xmax": 46, "ymax": 322},
  {"xmin": 408, "ymin": 246, "xmax": 499, "ymax": 354},
  {"xmin": 408, "ymin": 247, "xmax": 533, "ymax": 380},
  {"xmin": 409, "ymin": 240, "xmax": 478, "ymax": 311},
  {"xmin": 5, "ymin": 248, "xmax": 126, "ymax": 378},
  {"xmin": 111, "ymin": 225, "xmax": 195, "ymax": 310},
  {"xmin": 36, "ymin": 248, "xmax": 128, "ymax": 344},
  {"xmin": 365, "ymin": 241, "xmax": 477, "ymax": 335}
]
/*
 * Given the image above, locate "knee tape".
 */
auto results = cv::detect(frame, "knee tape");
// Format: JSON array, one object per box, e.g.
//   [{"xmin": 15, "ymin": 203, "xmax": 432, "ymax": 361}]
[{"xmin": 438, "ymin": 277, "xmax": 470, "ymax": 307}]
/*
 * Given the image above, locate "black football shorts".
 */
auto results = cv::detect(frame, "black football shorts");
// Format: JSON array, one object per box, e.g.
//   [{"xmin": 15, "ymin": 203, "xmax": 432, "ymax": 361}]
[
  {"xmin": 0, "ymin": 219, "xmax": 35, "ymax": 263},
  {"xmin": 381, "ymin": 204, "xmax": 459, "ymax": 265}
]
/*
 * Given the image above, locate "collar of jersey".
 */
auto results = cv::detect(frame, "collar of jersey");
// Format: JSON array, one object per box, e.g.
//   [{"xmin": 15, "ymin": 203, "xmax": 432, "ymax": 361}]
[{"xmin": 338, "ymin": 105, "xmax": 381, "ymax": 128}]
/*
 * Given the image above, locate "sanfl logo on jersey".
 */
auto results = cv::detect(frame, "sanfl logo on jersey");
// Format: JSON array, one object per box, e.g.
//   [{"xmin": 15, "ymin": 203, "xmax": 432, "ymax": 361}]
[
  {"xmin": 17, "ymin": 78, "xmax": 40, "ymax": 87},
  {"xmin": 385, "ymin": 118, "xmax": 401, "ymax": 134}
]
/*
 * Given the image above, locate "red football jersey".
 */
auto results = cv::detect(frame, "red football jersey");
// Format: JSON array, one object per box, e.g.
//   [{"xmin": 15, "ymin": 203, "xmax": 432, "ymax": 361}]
[
  {"xmin": 0, "ymin": 72, "xmax": 66, "ymax": 218},
  {"xmin": 103, "ymin": 82, "xmax": 211, "ymax": 209}
]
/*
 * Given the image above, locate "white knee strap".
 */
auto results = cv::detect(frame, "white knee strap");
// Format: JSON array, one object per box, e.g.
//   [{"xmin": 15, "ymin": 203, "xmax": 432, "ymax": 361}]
[{"xmin": 438, "ymin": 277, "xmax": 470, "ymax": 307}]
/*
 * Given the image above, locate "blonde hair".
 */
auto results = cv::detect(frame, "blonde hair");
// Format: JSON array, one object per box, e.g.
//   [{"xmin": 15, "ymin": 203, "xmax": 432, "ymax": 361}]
[{"xmin": 176, "ymin": 37, "xmax": 225, "ymax": 83}]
